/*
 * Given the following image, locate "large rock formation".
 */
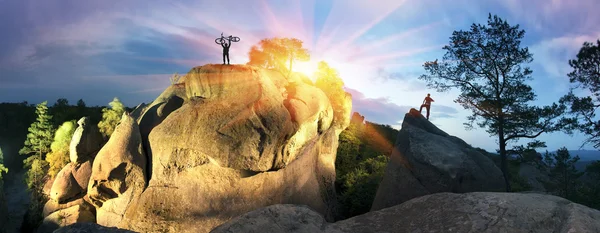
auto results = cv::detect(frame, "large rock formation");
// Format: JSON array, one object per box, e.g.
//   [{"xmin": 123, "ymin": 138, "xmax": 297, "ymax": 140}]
[
  {"xmin": 70, "ymin": 117, "xmax": 103, "ymax": 163},
  {"xmin": 87, "ymin": 113, "xmax": 147, "ymax": 227},
  {"xmin": 39, "ymin": 117, "xmax": 104, "ymax": 232},
  {"xmin": 74, "ymin": 64, "xmax": 351, "ymax": 232},
  {"xmin": 211, "ymin": 192, "xmax": 600, "ymax": 233},
  {"xmin": 371, "ymin": 109, "xmax": 505, "ymax": 211}
]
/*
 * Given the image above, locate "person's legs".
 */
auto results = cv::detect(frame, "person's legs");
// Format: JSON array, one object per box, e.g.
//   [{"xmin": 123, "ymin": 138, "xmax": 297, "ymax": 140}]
[
  {"xmin": 223, "ymin": 53, "xmax": 226, "ymax": 65},
  {"xmin": 426, "ymin": 105, "xmax": 431, "ymax": 119},
  {"xmin": 226, "ymin": 53, "xmax": 230, "ymax": 65},
  {"xmin": 419, "ymin": 104, "xmax": 424, "ymax": 112}
]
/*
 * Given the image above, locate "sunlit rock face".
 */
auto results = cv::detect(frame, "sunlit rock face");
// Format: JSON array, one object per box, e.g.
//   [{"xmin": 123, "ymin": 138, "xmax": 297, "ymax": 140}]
[
  {"xmin": 99, "ymin": 64, "xmax": 352, "ymax": 232},
  {"xmin": 211, "ymin": 192, "xmax": 600, "ymax": 233},
  {"xmin": 87, "ymin": 113, "xmax": 147, "ymax": 227},
  {"xmin": 371, "ymin": 108, "xmax": 506, "ymax": 211}
]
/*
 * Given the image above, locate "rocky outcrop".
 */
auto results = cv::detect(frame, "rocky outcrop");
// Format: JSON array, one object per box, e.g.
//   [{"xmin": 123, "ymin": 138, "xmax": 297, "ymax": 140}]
[
  {"xmin": 38, "ymin": 204, "xmax": 96, "ymax": 233},
  {"xmin": 70, "ymin": 117, "xmax": 103, "ymax": 163},
  {"xmin": 111, "ymin": 64, "xmax": 349, "ymax": 232},
  {"xmin": 87, "ymin": 113, "xmax": 146, "ymax": 227},
  {"xmin": 371, "ymin": 109, "xmax": 505, "ymax": 211},
  {"xmin": 212, "ymin": 192, "xmax": 600, "ymax": 233},
  {"xmin": 41, "ymin": 117, "xmax": 102, "ymax": 232}
]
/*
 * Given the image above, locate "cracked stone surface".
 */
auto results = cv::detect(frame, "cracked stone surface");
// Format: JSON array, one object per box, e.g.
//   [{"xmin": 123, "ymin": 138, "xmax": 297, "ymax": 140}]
[{"xmin": 212, "ymin": 192, "xmax": 600, "ymax": 233}]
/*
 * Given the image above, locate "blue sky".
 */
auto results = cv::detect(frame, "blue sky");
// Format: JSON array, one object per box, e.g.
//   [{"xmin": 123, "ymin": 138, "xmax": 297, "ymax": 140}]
[{"xmin": 0, "ymin": 0, "xmax": 599, "ymax": 152}]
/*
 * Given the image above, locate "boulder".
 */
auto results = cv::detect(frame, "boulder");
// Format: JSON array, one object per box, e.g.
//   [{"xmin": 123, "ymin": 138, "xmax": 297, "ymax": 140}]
[
  {"xmin": 118, "ymin": 65, "xmax": 348, "ymax": 232},
  {"xmin": 50, "ymin": 164, "xmax": 84, "ymax": 203},
  {"xmin": 49, "ymin": 160, "xmax": 93, "ymax": 204},
  {"xmin": 87, "ymin": 113, "xmax": 147, "ymax": 227},
  {"xmin": 212, "ymin": 192, "xmax": 600, "ymax": 233},
  {"xmin": 38, "ymin": 204, "xmax": 96, "ymax": 233},
  {"xmin": 72, "ymin": 160, "xmax": 93, "ymax": 192},
  {"xmin": 371, "ymin": 109, "xmax": 505, "ymax": 211},
  {"xmin": 54, "ymin": 223, "xmax": 136, "ymax": 233},
  {"xmin": 70, "ymin": 117, "xmax": 103, "ymax": 163},
  {"xmin": 43, "ymin": 198, "xmax": 85, "ymax": 217}
]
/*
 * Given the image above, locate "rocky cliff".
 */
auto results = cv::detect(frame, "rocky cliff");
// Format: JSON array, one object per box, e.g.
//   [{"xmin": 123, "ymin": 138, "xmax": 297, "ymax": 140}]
[
  {"xmin": 42, "ymin": 64, "xmax": 351, "ymax": 232},
  {"xmin": 371, "ymin": 108, "xmax": 506, "ymax": 211}
]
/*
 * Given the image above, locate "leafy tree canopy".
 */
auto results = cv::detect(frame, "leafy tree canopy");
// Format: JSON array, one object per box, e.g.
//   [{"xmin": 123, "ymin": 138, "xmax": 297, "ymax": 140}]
[
  {"xmin": 419, "ymin": 14, "xmax": 566, "ymax": 191},
  {"xmin": 247, "ymin": 37, "xmax": 310, "ymax": 76}
]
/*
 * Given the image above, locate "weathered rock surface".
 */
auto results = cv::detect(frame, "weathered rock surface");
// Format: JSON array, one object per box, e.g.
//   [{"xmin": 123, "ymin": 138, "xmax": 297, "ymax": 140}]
[
  {"xmin": 54, "ymin": 223, "xmax": 136, "ymax": 233},
  {"xmin": 43, "ymin": 198, "xmax": 86, "ymax": 217},
  {"xmin": 70, "ymin": 117, "xmax": 103, "ymax": 163},
  {"xmin": 50, "ymin": 164, "xmax": 83, "ymax": 203},
  {"xmin": 371, "ymin": 109, "xmax": 505, "ymax": 211},
  {"xmin": 38, "ymin": 204, "xmax": 96, "ymax": 233},
  {"xmin": 212, "ymin": 192, "xmax": 600, "ymax": 233},
  {"xmin": 116, "ymin": 65, "xmax": 348, "ymax": 232},
  {"xmin": 87, "ymin": 113, "xmax": 146, "ymax": 227}
]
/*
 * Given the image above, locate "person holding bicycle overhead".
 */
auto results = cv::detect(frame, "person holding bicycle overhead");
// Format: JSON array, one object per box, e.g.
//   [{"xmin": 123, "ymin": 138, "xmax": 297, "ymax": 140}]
[{"xmin": 221, "ymin": 33, "xmax": 231, "ymax": 65}]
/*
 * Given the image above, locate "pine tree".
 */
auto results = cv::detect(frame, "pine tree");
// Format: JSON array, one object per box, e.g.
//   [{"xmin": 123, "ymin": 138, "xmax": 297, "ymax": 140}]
[
  {"xmin": 98, "ymin": 97, "xmax": 126, "ymax": 138},
  {"xmin": 19, "ymin": 101, "xmax": 54, "ymax": 228},
  {"xmin": 543, "ymin": 148, "xmax": 584, "ymax": 199},
  {"xmin": 20, "ymin": 101, "xmax": 55, "ymax": 165}
]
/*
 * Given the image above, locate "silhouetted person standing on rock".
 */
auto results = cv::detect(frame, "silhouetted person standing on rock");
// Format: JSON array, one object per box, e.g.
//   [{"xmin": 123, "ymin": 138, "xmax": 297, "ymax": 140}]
[
  {"xmin": 222, "ymin": 37, "xmax": 231, "ymax": 65},
  {"xmin": 419, "ymin": 93, "xmax": 434, "ymax": 120}
]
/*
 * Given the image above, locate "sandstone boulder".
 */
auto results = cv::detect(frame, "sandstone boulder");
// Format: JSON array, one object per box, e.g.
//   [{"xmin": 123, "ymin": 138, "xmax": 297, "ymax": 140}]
[
  {"xmin": 118, "ymin": 65, "xmax": 347, "ymax": 232},
  {"xmin": 38, "ymin": 204, "xmax": 96, "ymax": 233},
  {"xmin": 212, "ymin": 192, "xmax": 600, "ymax": 233},
  {"xmin": 43, "ymin": 198, "xmax": 87, "ymax": 217},
  {"xmin": 70, "ymin": 117, "xmax": 103, "ymax": 163},
  {"xmin": 50, "ymin": 164, "xmax": 84, "ymax": 203},
  {"xmin": 371, "ymin": 109, "xmax": 506, "ymax": 211},
  {"xmin": 49, "ymin": 160, "xmax": 94, "ymax": 205},
  {"xmin": 87, "ymin": 113, "xmax": 146, "ymax": 227}
]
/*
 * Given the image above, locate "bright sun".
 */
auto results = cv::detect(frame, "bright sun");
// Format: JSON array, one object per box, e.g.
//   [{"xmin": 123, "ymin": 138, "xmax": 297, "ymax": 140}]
[{"xmin": 294, "ymin": 61, "xmax": 319, "ymax": 80}]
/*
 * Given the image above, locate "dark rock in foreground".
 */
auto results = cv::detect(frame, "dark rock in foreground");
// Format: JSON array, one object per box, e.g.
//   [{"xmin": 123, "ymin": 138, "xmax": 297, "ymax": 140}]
[{"xmin": 211, "ymin": 192, "xmax": 600, "ymax": 233}]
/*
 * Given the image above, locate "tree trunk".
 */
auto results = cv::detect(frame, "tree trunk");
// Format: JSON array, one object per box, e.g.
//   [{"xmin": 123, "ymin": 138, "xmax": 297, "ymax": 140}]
[{"xmin": 498, "ymin": 117, "xmax": 512, "ymax": 192}]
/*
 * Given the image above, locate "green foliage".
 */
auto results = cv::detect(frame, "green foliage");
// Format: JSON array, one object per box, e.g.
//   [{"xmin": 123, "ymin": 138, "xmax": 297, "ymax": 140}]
[
  {"xmin": 0, "ymin": 147, "xmax": 8, "ymax": 180},
  {"xmin": 559, "ymin": 40, "xmax": 600, "ymax": 148},
  {"xmin": 542, "ymin": 148, "xmax": 584, "ymax": 199},
  {"xmin": 419, "ymin": 14, "xmax": 567, "ymax": 191},
  {"xmin": 577, "ymin": 161, "xmax": 600, "ymax": 209},
  {"xmin": 45, "ymin": 121, "xmax": 76, "ymax": 178},
  {"xmin": 339, "ymin": 155, "xmax": 388, "ymax": 217},
  {"xmin": 19, "ymin": 101, "xmax": 55, "ymax": 164},
  {"xmin": 335, "ymin": 118, "xmax": 398, "ymax": 219},
  {"xmin": 98, "ymin": 97, "xmax": 125, "ymax": 138},
  {"xmin": 247, "ymin": 37, "xmax": 310, "ymax": 76},
  {"xmin": 314, "ymin": 61, "xmax": 348, "ymax": 125}
]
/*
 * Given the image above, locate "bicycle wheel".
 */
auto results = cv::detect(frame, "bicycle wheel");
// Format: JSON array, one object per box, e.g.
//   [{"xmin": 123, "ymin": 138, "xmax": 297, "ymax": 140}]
[
  {"xmin": 231, "ymin": 37, "xmax": 240, "ymax": 42},
  {"xmin": 215, "ymin": 37, "xmax": 226, "ymax": 44}
]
